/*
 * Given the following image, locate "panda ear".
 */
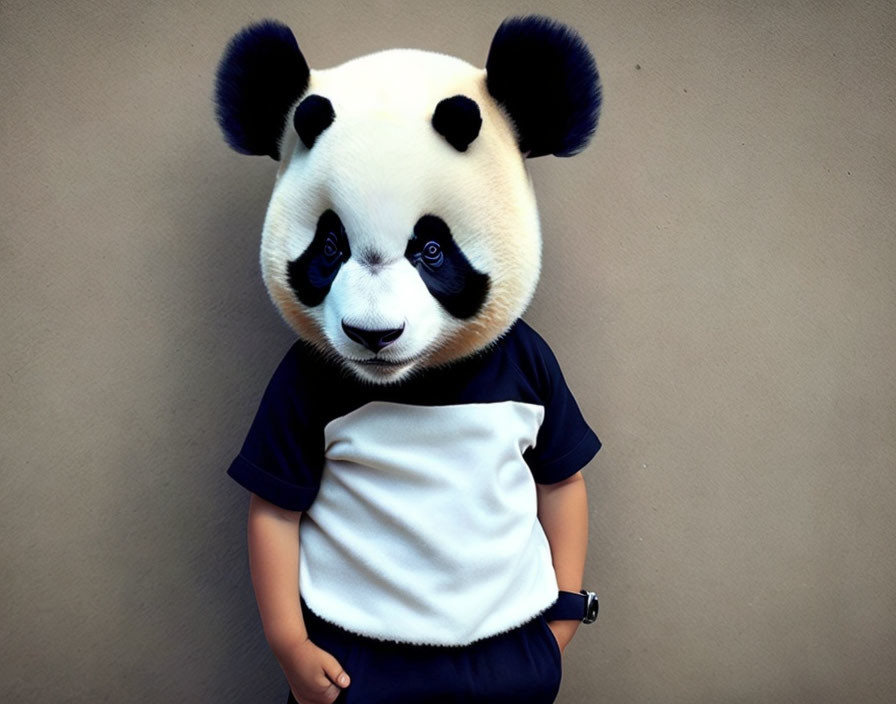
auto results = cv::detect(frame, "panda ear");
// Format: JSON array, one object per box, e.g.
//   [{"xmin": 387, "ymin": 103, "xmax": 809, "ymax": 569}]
[
  {"xmin": 293, "ymin": 95, "xmax": 335, "ymax": 149},
  {"xmin": 432, "ymin": 96, "xmax": 482, "ymax": 152},
  {"xmin": 486, "ymin": 15, "xmax": 601, "ymax": 158},
  {"xmin": 214, "ymin": 20, "xmax": 310, "ymax": 160}
]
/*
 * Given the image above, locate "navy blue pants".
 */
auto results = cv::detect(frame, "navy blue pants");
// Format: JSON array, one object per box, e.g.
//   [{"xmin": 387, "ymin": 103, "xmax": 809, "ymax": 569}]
[{"xmin": 285, "ymin": 604, "xmax": 562, "ymax": 703}]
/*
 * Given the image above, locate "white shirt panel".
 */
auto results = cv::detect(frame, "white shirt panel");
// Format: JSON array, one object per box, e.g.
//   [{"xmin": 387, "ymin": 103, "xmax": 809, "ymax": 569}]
[{"xmin": 299, "ymin": 401, "xmax": 559, "ymax": 646}]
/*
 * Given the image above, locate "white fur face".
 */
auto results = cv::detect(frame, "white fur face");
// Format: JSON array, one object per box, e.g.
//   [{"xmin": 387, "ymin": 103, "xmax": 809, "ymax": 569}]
[{"xmin": 261, "ymin": 49, "xmax": 542, "ymax": 383}]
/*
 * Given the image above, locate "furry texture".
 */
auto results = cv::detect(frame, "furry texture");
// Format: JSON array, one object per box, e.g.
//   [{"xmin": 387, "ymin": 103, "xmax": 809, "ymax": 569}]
[
  {"xmin": 432, "ymin": 95, "xmax": 482, "ymax": 152},
  {"xmin": 215, "ymin": 16, "xmax": 600, "ymax": 383},
  {"xmin": 486, "ymin": 15, "xmax": 601, "ymax": 158},
  {"xmin": 214, "ymin": 20, "xmax": 309, "ymax": 159},
  {"xmin": 293, "ymin": 95, "xmax": 336, "ymax": 149},
  {"xmin": 405, "ymin": 215, "xmax": 490, "ymax": 320},
  {"xmin": 261, "ymin": 48, "xmax": 542, "ymax": 382}
]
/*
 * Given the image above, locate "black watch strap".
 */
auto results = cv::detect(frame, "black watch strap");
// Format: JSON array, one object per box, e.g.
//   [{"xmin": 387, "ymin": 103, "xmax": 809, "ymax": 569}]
[{"xmin": 543, "ymin": 590, "xmax": 599, "ymax": 624}]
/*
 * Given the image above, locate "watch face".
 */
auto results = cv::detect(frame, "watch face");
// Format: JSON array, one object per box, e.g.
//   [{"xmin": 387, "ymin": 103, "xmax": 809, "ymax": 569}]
[{"xmin": 583, "ymin": 591, "xmax": 599, "ymax": 623}]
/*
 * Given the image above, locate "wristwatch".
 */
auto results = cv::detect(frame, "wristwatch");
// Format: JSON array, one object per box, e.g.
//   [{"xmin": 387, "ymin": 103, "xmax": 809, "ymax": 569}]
[{"xmin": 543, "ymin": 590, "xmax": 599, "ymax": 624}]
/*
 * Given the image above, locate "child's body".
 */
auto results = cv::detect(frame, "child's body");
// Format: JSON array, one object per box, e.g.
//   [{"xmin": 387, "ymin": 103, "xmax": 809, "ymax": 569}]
[{"xmin": 230, "ymin": 322, "xmax": 599, "ymax": 703}]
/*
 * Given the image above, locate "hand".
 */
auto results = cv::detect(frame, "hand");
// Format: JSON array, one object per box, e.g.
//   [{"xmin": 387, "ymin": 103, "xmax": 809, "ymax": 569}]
[
  {"xmin": 276, "ymin": 637, "xmax": 351, "ymax": 704},
  {"xmin": 546, "ymin": 620, "xmax": 579, "ymax": 655}
]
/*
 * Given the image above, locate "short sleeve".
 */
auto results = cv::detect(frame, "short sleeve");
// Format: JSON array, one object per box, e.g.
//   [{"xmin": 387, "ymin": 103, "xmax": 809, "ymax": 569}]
[
  {"xmin": 226, "ymin": 343, "xmax": 326, "ymax": 511},
  {"xmin": 522, "ymin": 331, "xmax": 602, "ymax": 484}
]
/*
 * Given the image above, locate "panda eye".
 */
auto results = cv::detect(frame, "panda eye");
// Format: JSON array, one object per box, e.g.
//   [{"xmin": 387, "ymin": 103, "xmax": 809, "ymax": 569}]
[
  {"xmin": 421, "ymin": 241, "xmax": 444, "ymax": 268},
  {"xmin": 323, "ymin": 232, "xmax": 341, "ymax": 260}
]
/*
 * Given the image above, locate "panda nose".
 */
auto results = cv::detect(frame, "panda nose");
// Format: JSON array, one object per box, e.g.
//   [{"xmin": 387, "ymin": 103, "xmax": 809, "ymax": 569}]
[{"xmin": 342, "ymin": 321, "xmax": 405, "ymax": 353}]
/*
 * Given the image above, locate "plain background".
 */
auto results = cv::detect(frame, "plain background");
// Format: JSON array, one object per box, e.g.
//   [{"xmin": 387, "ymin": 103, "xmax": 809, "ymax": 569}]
[{"xmin": 2, "ymin": 1, "xmax": 894, "ymax": 702}]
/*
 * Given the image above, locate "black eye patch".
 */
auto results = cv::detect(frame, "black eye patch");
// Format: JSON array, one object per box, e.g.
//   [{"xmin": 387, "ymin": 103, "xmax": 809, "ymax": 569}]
[
  {"xmin": 405, "ymin": 215, "xmax": 489, "ymax": 319},
  {"xmin": 293, "ymin": 94, "xmax": 335, "ymax": 149},
  {"xmin": 287, "ymin": 210, "xmax": 350, "ymax": 306},
  {"xmin": 431, "ymin": 95, "xmax": 482, "ymax": 152}
]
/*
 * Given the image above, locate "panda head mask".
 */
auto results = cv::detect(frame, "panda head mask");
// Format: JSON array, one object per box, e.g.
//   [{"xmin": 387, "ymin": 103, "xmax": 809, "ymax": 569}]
[{"xmin": 215, "ymin": 16, "xmax": 601, "ymax": 384}]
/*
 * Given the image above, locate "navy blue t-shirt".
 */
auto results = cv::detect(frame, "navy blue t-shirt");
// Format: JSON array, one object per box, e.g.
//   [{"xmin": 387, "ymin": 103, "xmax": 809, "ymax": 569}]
[{"xmin": 228, "ymin": 320, "xmax": 601, "ymax": 512}]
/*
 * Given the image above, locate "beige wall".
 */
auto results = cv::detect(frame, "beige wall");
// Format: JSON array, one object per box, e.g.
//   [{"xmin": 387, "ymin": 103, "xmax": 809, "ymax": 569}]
[{"xmin": 2, "ymin": 1, "xmax": 894, "ymax": 702}]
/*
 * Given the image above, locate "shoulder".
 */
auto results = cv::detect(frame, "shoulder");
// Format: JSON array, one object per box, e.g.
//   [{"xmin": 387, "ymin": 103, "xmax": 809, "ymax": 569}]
[
  {"xmin": 275, "ymin": 339, "xmax": 337, "ymax": 380},
  {"xmin": 500, "ymin": 319, "xmax": 564, "ymax": 392},
  {"xmin": 259, "ymin": 338, "xmax": 340, "ymax": 408}
]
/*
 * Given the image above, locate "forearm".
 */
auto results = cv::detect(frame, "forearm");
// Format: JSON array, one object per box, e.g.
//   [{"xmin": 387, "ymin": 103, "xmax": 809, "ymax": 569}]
[
  {"xmin": 247, "ymin": 493, "xmax": 306, "ymax": 656},
  {"xmin": 537, "ymin": 470, "xmax": 588, "ymax": 592},
  {"xmin": 536, "ymin": 471, "xmax": 589, "ymax": 650}
]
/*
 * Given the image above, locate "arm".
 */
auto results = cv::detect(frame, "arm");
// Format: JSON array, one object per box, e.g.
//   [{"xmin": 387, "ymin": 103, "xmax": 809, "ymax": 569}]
[
  {"xmin": 247, "ymin": 493, "xmax": 350, "ymax": 704},
  {"xmin": 536, "ymin": 470, "xmax": 589, "ymax": 653}
]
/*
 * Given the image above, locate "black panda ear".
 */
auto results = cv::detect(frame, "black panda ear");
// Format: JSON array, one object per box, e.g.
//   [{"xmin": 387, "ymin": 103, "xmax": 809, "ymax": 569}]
[
  {"xmin": 432, "ymin": 96, "xmax": 482, "ymax": 152},
  {"xmin": 486, "ymin": 15, "xmax": 601, "ymax": 158},
  {"xmin": 214, "ymin": 20, "xmax": 310, "ymax": 160},
  {"xmin": 293, "ymin": 95, "xmax": 335, "ymax": 149}
]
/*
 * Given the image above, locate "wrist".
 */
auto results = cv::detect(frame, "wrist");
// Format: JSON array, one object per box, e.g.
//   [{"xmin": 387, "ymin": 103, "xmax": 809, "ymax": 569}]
[
  {"xmin": 266, "ymin": 624, "xmax": 309, "ymax": 661},
  {"xmin": 544, "ymin": 589, "xmax": 599, "ymax": 623}
]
